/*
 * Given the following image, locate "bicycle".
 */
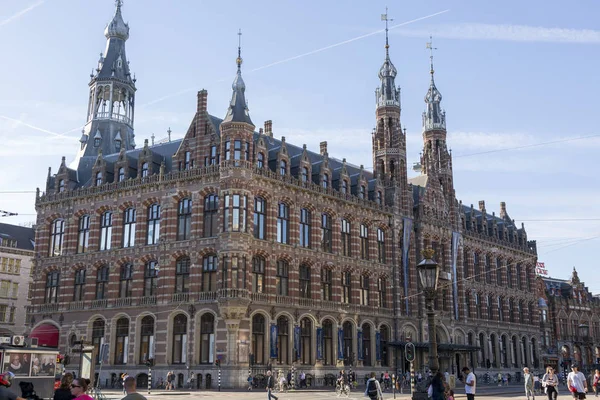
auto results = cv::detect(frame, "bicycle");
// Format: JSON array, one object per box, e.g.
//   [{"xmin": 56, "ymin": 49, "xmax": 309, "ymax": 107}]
[{"xmin": 335, "ymin": 381, "xmax": 351, "ymax": 398}]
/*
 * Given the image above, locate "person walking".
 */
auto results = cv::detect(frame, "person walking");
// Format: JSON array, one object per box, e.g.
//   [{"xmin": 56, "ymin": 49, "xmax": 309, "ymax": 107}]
[
  {"xmin": 365, "ymin": 372, "xmax": 383, "ymax": 400},
  {"xmin": 567, "ymin": 364, "xmax": 588, "ymax": 400},
  {"xmin": 266, "ymin": 371, "xmax": 278, "ymax": 400},
  {"xmin": 431, "ymin": 372, "xmax": 447, "ymax": 400},
  {"xmin": 524, "ymin": 367, "xmax": 535, "ymax": 400},
  {"xmin": 461, "ymin": 367, "xmax": 476, "ymax": 400},
  {"xmin": 54, "ymin": 373, "xmax": 75, "ymax": 400},
  {"xmin": 592, "ymin": 369, "xmax": 600, "ymax": 397},
  {"xmin": 122, "ymin": 376, "xmax": 148, "ymax": 400},
  {"xmin": 542, "ymin": 366, "xmax": 559, "ymax": 400}
]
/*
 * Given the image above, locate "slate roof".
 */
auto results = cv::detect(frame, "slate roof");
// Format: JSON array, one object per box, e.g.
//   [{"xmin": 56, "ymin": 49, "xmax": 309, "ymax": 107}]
[{"xmin": 0, "ymin": 223, "xmax": 35, "ymax": 251}]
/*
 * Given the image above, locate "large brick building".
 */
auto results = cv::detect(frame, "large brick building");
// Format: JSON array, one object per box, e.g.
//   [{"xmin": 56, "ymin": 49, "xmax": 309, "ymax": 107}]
[{"xmin": 28, "ymin": 3, "xmax": 540, "ymax": 387}]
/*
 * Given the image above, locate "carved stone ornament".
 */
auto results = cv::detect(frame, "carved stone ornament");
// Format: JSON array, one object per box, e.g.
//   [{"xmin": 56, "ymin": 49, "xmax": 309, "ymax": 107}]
[{"xmin": 270, "ymin": 306, "xmax": 277, "ymax": 320}]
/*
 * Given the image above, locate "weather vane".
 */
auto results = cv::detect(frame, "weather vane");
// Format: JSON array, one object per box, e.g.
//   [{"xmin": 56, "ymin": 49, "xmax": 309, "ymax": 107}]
[
  {"xmin": 237, "ymin": 29, "xmax": 243, "ymax": 68},
  {"xmin": 381, "ymin": 7, "xmax": 393, "ymax": 54},
  {"xmin": 426, "ymin": 35, "xmax": 437, "ymax": 74}
]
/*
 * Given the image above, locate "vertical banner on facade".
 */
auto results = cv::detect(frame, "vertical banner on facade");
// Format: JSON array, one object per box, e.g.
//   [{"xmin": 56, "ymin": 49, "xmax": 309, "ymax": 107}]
[
  {"xmin": 451, "ymin": 231, "xmax": 461, "ymax": 320},
  {"xmin": 294, "ymin": 325, "xmax": 301, "ymax": 359},
  {"xmin": 375, "ymin": 331, "xmax": 381, "ymax": 361},
  {"xmin": 270, "ymin": 324, "xmax": 278, "ymax": 358},
  {"xmin": 338, "ymin": 328, "xmax": 344, "ymax": 360},
  {"xmin": 402, "ymin": 218, "xmax": 413, "ymax": 315},
  {"xmin": 357, "ymin": 330, "xmax": 363, "ymax": 360},
  {"xmin": 316, "ymin": 327, "xmax": 323, "ymax": 360}
]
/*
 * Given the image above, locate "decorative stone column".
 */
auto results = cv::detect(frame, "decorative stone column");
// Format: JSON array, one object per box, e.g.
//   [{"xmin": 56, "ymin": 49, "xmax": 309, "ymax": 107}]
[{"xmin": 217, "ymin": 289, "xmax": 251, "ymax": 366}]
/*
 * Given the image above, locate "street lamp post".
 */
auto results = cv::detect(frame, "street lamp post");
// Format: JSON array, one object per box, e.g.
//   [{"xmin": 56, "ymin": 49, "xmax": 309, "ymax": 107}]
[{"xmin": 413, "ymin": 249, "xmax": 440, "ymax": 400}]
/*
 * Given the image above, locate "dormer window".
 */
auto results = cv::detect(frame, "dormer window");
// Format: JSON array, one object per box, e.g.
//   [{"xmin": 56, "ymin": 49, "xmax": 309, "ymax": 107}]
[
  {"xmin": 142, "ymin": 162, "xmax": 149, "ymax": 178},
  {"xmin": 118, "ymin": 167, "xmax": 125, "ymax": 182},
  {"xmin": 115, "ymin": 139, "xmax": 121, "ymax": 150},
  {"xmin": 322, "ymin": 173, "xmax": 329, "ymax": 189},
  {"xmin": 257, "ymin": 152, "xmax": 264, "ymax": 169},
  {"xmin": 94, "ymin": 138, "xmax": 101, "ymax": 147},
  {"xmin": 279, "ymin": 160, "xmax": 287, "ymax": 176},
  {"xmin": 58, "ymin": 180, "xmax": 65, "ymax": 193},
  {"xmin": 376, "ymin": 191, "xmax": 382, "ymax": 205},
  {"xmin": 95, "ymin": 172, "xmax": 103, "ymax": 186},
  {"xmin": 301, "ymin": 167, "xmax": 308, "ymax": 183},
  {"xmin": 359, "ymin": 185, "xmax": 366, "ymax": 199},
  {"xmin": 341, "ymin": 180, "xmax": 348, "ymax": 194},
  {"xmin": 184, "ymin": 151, "xmax": 191, "ymax": 170}
]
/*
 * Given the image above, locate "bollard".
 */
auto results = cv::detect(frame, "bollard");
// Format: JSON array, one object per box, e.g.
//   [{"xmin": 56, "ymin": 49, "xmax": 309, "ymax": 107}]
[
  {"xmin": 218, "ymin": 365, "xmax": 221, "ymax": 392},
  {"xmin": 148, "ymin": 367, "xmax": 151, "ymax": 395},
  {"xmin": 291, "ymin": 364, "xmax": 295, "ymax": 390},
  {"xmin": 392, "ymin": 374, "xmax": 396, "ymax": 399}
]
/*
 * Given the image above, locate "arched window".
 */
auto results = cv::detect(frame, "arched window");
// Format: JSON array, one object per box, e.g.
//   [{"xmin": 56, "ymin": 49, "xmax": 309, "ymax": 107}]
[
  {"xmin": 377, "ymin": 228, "xmax": 385, "ymax": 263},
  {"xmin": 58, "ymin": 179, "xmax": 65, "ymax": 192},
  {"xmin": 360, "ymin": 275, "xmax": 369, "ymax": 306},
  {"xmin": 177, "ymin": 198, "xmax": 192, "ymax": 240},
  {"xmin": 77, "ymin": 215, "xmax": 90, "ymax": 253},
  {"xmin": 341, "ymin": 219, "xmax": 351, "ymax": 257},
  {"xmin": 362, "ymin": 323, "xmax": 371, "ymax": 366},
  {"xmin": 253, "ymin": 197, "xmax": 266, "ymax": 240},
  {"xmin": 279, "ymin": 160, "xmax": 287, "ymax": 176},
  {"xmin": 323, "ymin": 319, "xmax": 334, "ymax": 366},
  {"xmin": 516, "ymin": 263, "xmax": 523, "ymax": 290},
  {"xmin": 95, "ymin": 171, "xmax": 102, "ymax": 186},
  {"xmin": 299, "ymin": 265, "xmax": 311, "ymax": 299},
  {"xmin": 252, "ymin": 314, "xmax": 265, "ymax": 365},
  {"xmin": 511, "ymin": 336, "xmax": 518, "ymax": 367},
  {"xmin": 277, "ymin": 316, "xmax": 289, "ymax": 364},
  {"xmin": 343, "ymin": 321, "xmax": 353, "ymax": 366},
  {"xmin": 114, "ymin": 318, "xmax": 129, "ymax": 365},
  {"xmin": 92, "ymin": 319, "xmax": 105, "ymax": 364},
  {"xmin": 49, "ymin": 219, "xmax": 64, "ymax": 257},
  {"xmin": 122, "ymin": 208, "xmax": 136, "ymax": 248},
  {"xmin": 147, "ymin": 204, "xmax": 161, "ymax": 245},
  {"xmin": 175, "ymin": 257, "xmax": 190, "ymax": 293},
  {"xmin": 139, "ymin": 316, "xmax": 154, "ymax": 364},
  {"xmin": 380, "ymin": 325, "xmax": 389, "ymax": 367},
  {"xmin": 473, "ymin": 252, "xmax": 480, "ymax": 282},
  {"xmin": 321, "ymin": 213, "xmax": 332, "ymax": 253},
  {"xmin": 342, "ymin": 271, "xmax": 352, "ymax": 304},
  {"xmin": 99, "ymin": 211, "xmax": 113, "ymax": 251},
  {"xmin": 490, "ymin": 333, "xmax": 498, "ymax": 367},
  {"xmin": 299, "ymin": 208, "xmax": 311, "ymax": 248},
  {"xmin": 144, "ymin": 261, "xmax": 158, "ymax": 297},
  {"xmin": 252, "ymin": 257, "xmax": 265, "ymax": 293},
  {"xmin": 497, "ymin": 296, "xmax": 504, "ymax": 322},
  {"xmin": 44, "ymin": 271, "xmax": 60, "ymax": 304},
  {"xmin": 300, "ymin": 318, "xmax": 312, "ymax": 365},
  {"xmin": 360, "ymin": 224, "xmax": 369, "ymax": 260},
  {"xmin": 172, "ymin": 314, "xmax": 187, "ymax": 364},
  {"xmin": 199, "ymin": 314, "xmax": 215, "ymax": 364},
  {"xmin": 203, "ymin": 195, "xmax": 219, "ymax": 237},
  {"xmin": 321, "ymin": 268, "xmax": 332, "ymax": 301},
  {"xmin": 202, "ymin": 255, "xmax": 217, "ymax": 292},
  {"xmin": 478, "ymin": 332, "xmax": 485, "ymax": 367},
  {"xmin": 119, "ymin": 264, "xmax": 133, "ymax": 298},
  {"xmin": 73, "ymin": 269, "xmax": 86, "ymax": 301},
  {"xmin": 501, "ymin": 335, "xmax": 508, "ymax": 368},
  {"xmin": 95, "ymin": 266, "xmax": 109, "ymax": 300},
  {"xmin": 276, "ymin": 203, "xmax": 289, "ymax": 244},
  {"xmin": 506, "ymin": 262, "xmax": 513, "ymax": 288},
  {"xmin": 496, "ymin": 258, "xmax": 503, "ymax": 285}
]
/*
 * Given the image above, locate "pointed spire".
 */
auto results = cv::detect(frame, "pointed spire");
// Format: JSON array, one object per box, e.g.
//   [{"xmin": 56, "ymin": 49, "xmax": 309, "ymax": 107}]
[
  {"xmin": 376, "ymin": 9, "xmax": 400, "ymax": 108},
  {"xmin": 105, "ymin": 0, "xmax": 129, "ymax": 40},
  {"xmin": 422, "ymin": 36, "xmax": 446, "ymax": 131},
  {"xmin": 223, "ymin": 29, "xmax": 253, "ymax": 125}
]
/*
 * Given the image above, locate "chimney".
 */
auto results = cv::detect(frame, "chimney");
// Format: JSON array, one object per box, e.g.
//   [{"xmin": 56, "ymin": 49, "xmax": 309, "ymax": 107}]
[
  {"xmin": 197, "ymin": 89, "xmax": 208, "ymax": 112},
  {"xmin": 478, "ymin": 200, "xmax": 486, "ymax": 212},
  {"xmin": 500, "ymin": 201, "xmax": 507, "ymax": 219},
  {"xmin": 264, "ymin": 120, "xmax": 273, "ymax": 137},
  {"xmin": 259, "ymin": 128, "xmax": 264, "ymax": 135},
  {"xmin": 320, "ymin": 141, "xmax": 328, "ymax": 156}
]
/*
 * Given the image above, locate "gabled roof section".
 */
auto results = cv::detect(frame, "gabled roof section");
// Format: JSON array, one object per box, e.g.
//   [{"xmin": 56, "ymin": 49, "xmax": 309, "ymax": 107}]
[{"xmin": 0, "ymin": 223, "xmax": 35, "ymax": 251}]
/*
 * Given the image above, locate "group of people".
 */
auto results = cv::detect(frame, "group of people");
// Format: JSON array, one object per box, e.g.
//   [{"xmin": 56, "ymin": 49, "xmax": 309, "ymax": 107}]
[{"xmin": 53, "ymin": 373, "xmax": 147, "ymax": 400}]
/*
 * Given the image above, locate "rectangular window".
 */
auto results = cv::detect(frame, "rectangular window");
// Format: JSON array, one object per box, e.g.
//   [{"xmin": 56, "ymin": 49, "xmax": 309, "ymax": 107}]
[
  {"xmin": 321, "ymin": 214, "xmax": 332, "ymax": 253},
  {"xmin": 147, "ymin": 204, "xmax": 161, "ymax": 245},
  {"xmin": 299, "ymin": 265, "xmax": 311, "ymax": 299},
  {"xmin": 45, "ymin": 271, "xmax": 60, "ymax": 304},
  {"xmin": 184, "ymin": 151, "xmax": 191, "ymax": 170},
  {"xmin": 341, "ymin": 219, "xmax": 351, "ymax": 257},
  {"xmin": 203, "ymin": 195, "xmax": 219, "ymax": 237},
  {"xmin": 176, "ymin": 258, "xmax": 190, "ymax": 293},
  {"xmin": 99, "ymin": 212, "xmax": 113, "ymax": 251},
  {"xmin": 299, "ymin": 209, "xmax": 311, "ymax": 248},
  {"xmin": 321, "ymin": 269, "xmax": 332, "ymax": 301},
  {"xmin": 252, "ymin": 257, "xmax": 265, "ymax": 293},
  {"xmin": 77, "ymin": 215, "xmax": 90, "ymax": 254},
  {"xmin": 177, "ymin": 199, "xmax": 192, "ymax": 240},
  {"xmin": 377, "ymin": 228, "xmax": 385, "ymax": 263},
  {"xmin": 276, "ymin": 261, "xmax": 289, "ymax": 296},
  {"xmin": 224, "ymin": 141, "xmax": 231, "ymax": 161},
  {"xmin": 144, "ymin": 261, "xmax": 158, "ymax": 297},
  {"xmin": 0, "ymin": 305, "xmax": 6, "ymax": 322},
  {"xmin": 202, "ymin": 256, "xmax": 217, "ymax": 292},
  {"xmin": 122, "ymin": 208, "xmax": 136, "ymax": 248},
  {"xmin": 95, "ymin": 267, "xmax": 109, "ymax": 300},
  {"xmin": 378, "ymin": 278, "xmax": 387, "ymax": 308},
  {"xmin": 360, "ymin": 275, "xmax": 369, "ymax": 305},
  {"xmin": 231, "ymin": 194, "xmax": 247, "ymax": 232},
  {"xmin": 277, "ymin": 203, "xmax": 289, "ymax": 244},
  {"xmin": 119, "ymin": 265, "xmax": 133, "ymax": 298},
  {"xmin": 342, "ymin": 272, "xmax": 351, "ymax": 304},
  {"xmin": 233, "ymin": 140, "xmax": 242, "ymax": 161},
  {"xmin": 360, "ymin": 224, "xmax": 369, "ymax": 260},
  {"xmin": 254, "ymin": 197, "xmax": 266, "ymax": 240},
  {"xmin": 73, "ymin": 269, "xmax": 86, "ymax": 301}
]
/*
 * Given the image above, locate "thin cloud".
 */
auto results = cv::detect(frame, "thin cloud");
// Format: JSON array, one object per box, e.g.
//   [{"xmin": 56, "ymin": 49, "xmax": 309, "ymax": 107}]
[
  {"xmin": 0, "ymin": 0, "xmax": 45, "ymax": 28},
  {"xmin": 394, "ymin": 23, "xmax": 600, "ymax": 43},
  {"xmin": 0, "ymin": 115, "xmax": 76, "ymax": 139}
]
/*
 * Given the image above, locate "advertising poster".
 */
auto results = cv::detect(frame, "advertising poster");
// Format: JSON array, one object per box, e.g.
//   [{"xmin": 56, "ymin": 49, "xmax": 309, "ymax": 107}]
[
  {"xmin": 337, "ymin": 328, "xmax": 344, "ymax": 360},
  {"xmin": 4, "ymin": 352, "xmax": 31, "ymax": 376},
  {"xmin": 270, "ymin": 324, "xmax": 278, "ymax": 358},
  {"xmin": 316, "ymin": 327, "xmax": 323, "ymax": 360}
]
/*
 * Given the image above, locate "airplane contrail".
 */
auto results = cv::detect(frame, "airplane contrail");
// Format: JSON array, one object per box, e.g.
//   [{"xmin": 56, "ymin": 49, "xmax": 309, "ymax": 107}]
[
  {"xmin": 140, "ymin": 9, "xmax": 450, "ymax": 108},
  {"xmin": 0, "ymin": 115, "xmax": 77, "ymax": 140},
  {"xmin": 0, "ymin": 0, "xmax": 45, "ymax": 28}
]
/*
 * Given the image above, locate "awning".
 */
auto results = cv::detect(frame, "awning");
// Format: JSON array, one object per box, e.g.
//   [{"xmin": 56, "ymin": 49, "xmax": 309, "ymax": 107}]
[
  {"xmin": 30, "ymin": 323, "xmax": 59, "ymax": 348},
  {"xmin": 388, "ymin": 341, "xmax": 481, "ymax": 352}
]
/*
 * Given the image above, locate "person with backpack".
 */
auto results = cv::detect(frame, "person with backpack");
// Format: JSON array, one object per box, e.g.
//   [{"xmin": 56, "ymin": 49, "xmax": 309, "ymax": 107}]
[{"xmin": 365, "ymin": 372, "xmax": 383, "ymax": 400}]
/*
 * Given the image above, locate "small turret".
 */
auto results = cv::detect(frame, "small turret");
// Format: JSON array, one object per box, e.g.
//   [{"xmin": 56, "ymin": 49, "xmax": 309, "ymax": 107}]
[{"xmin": 223, "ymin": 29, "xmax": 253, "ymax": 125}]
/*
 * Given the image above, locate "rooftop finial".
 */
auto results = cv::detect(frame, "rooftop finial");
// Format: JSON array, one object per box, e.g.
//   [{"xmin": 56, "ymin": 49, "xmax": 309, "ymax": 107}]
[
  {"xmin": 236, "ymin": 29, "xmax": 243, "ymax": 70},
  {"xmin": 167, "ymin": 127, "xmax": 172, "ymax": 142},
  {"xmin": 426, "ymin": 35, "xmax": 437, "ymax": 79},
  {"xmin": 381, "ymin": 7, "xmax": 393, "ymax": 58},
  {"xmin": 115, "ymin": 0, "xmax": 123, "ymax": 9}
]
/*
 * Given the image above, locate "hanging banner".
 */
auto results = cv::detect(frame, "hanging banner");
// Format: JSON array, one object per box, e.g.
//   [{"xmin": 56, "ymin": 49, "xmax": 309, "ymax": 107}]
[
  {"xmin": 402, "ymin": 218, "xmax": 413, "ymax": 315},
  {"xmin": 451, "ymin": 231, "xmax": 461, "ymax": 320},
  {"xmin": 376, "ymin": 331, "xmax": 381, "ymax": 361},
  {"xmin": 270, "ymin": 324, "xmax": 278, "ymax": 359},
  {"xmin": 357, "ymin": 330, "xmax": 363, "ymax": 360},
  {"xmin": 338, "ymin": 328, "xmax": 344, "ymax": 360},
  {"xmin": 316, "ymin": 327, "xmax": 323, "ymax": 360},
  {"xmin": 294, "ymin": 325, "xmax": 301, "ymax": 360}
]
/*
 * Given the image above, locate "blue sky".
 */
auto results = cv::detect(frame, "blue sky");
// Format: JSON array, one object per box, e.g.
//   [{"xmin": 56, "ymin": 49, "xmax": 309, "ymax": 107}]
[{"xmin": 1, "ymin": 1, "xmax": 598, "ymax": 292}]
